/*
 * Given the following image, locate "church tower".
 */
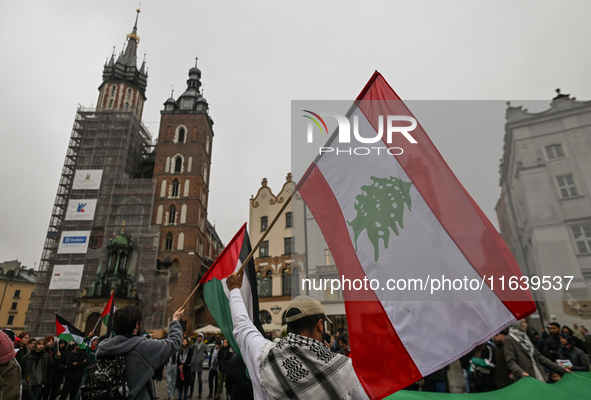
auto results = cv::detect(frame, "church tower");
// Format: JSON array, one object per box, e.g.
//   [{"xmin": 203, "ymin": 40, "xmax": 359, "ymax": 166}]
[
  {"xmin": 97, "ymin": 9, "xmax": 148, "ymax": 118},
  {"xmin": 153, "ymin": 60, "xmax": 214, "ymax": 332}
]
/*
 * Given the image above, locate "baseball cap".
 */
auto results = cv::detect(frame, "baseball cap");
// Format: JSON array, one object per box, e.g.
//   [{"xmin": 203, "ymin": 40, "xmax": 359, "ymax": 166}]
[{"xmin": 285, "ymin": 295, "xmax": 332, "ymax": 323}]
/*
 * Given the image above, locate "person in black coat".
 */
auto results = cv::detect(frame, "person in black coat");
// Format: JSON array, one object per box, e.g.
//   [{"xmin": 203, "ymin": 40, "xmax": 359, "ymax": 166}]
[
  {"xmin": 175, "ymin": 338, "xmax": 193, "ymax": 400},
  {"xmin": 215, "ymin": 340, "xmax": 233, "ymax": 400},
  {"xmin": 225, "ymin": 355, "xmax": 253, "ymax": 400},
  {"xmin": 543, "ymin": 322, "xmax": 562, "ymax": 362},
  {"xmin": 558, "ymin": 333, "xmax": 590, "ymax": 371},
  {"xmin": 43, "ymin": 341, "xmax": 68, "ymax": 400},
  {"xmin": 58, "ymin": 344, "xmax": 88, "ymax": 400}
]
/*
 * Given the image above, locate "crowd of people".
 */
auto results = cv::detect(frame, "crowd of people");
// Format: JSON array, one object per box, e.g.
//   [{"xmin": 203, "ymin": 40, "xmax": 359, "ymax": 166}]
[
  {"xmin": 0, "ymin": 300, "xmax": 589, "ymax": 400},
  {"xmin": 452, "ymin": 320, "xmax": 591, "ymax": 393}
]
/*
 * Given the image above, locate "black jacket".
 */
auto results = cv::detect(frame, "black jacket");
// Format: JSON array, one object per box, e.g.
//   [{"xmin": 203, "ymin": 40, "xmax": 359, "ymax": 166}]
[
  {"xmin": 225, "ymin": 355, "xmax": 253, "ymax": 400},
  {"xmin": 558, "ymin": 346, "xmax": 590, "ymax": 371},
  {"xmin": 217, "ymin": 347, "xmax": 233, "ymax": 373},
  {"xmin": 64, "ymin": 350, "xmax": 89, "ymax": 380},
  {"xmin": 543, "ymin": 335, "xmax": 561, "ymax": 362}
]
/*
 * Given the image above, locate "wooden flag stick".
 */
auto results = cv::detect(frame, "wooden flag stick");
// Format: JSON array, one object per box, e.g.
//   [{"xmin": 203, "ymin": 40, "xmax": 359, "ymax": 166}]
[
  {"xmin": 91, "ymin": 317, "xmax": 102, "ymax": 335},
  {"xmin": 181, "ymin": 194, "xmax": 293, "ymax": 310}
]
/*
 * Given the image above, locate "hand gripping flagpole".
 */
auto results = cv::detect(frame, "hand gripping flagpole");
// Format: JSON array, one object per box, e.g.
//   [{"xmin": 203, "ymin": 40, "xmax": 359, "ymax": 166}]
[{"xmin": 181, "ymin": 194, "xmax": 293, "ymax": 310}]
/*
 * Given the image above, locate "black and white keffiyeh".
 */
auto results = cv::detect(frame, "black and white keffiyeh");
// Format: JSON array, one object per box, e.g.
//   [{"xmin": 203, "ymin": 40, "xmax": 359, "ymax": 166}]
[{"xmin": 259, "ymin": 333, "xmax": 360, "ymax": 400}]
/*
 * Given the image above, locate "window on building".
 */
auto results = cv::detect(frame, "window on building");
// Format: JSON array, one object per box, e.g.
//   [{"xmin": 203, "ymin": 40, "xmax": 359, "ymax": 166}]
[
  {"xmin": 556, "ymin": 174, "xmax": 579, "ymax": 198},
  {"xmin": 256, "ymin": 271, "xmax": 262, "ymax": 296},
  {"xmin": 109, "ymin": 99, "xmax": 114, "ymax": 108},
  {"xmin": 284, "ymin": 237, "xmax": 295, "ymax": 255},
  {"xmin": 7, "ymin": 316, "xmax": 14, "ymax": 326},
  {"xmin": 292, "ymin": 268, "xmax": 300, "ymax": 295},
  {"xmin": 259, "ymin": 241, "xmax": 269, "ymax": 258},
  {"xmin": 286, "ymin": 212, "xmax": 293, "ymax": 228},
  {"xmin": 325, "ymin": 249, "xmax": 334, "ymax": 266},
  {"xmin": 171, "ymin": 179, "xmax": 180, "ymax": 197},
  {"xmin": 206, "ymin": 136, "xmax": 210, "ymax": 154},
  {"xmin": 168, "ymin": 205, "xmax": 177, "ymax": 224},
  {"xmin": 89, "ymin": 227, "xmax": 104, "ymax": 249},
  {"xmin": 259, "ymin": 310, "xmax": 272, "ymax": 324},
  {"xmin": 178, "ymin": 128, "xmax": 185, "ymax": 143},
  {"xmin": 13, "ymin": 290, "xmax": 20, "ymax": 298},
  {"xmin": 172, "ymin": 260, "xmax": 180, "ymax": 276},
  {"xmin": 572, "ymin": 225, "xmax": 591, "ymax": 254},
  {"xmin": 10, "ymin": 302, "xmax": 17, "ymax": 310},
  {"xmin": 261, "ymin": 216, "xmax": 268, "ymax": 231},
  {"xmin": 164, "ymin": 233, "xmax": 173, "ymax": 250},
  {"xmin": 261, "ymin": 271, "xmax": 273, "ymax": 297},
  {"xmin": 124, "ymin": 102, "xmax": 129, "ymax": 111},
  {"xmin": 126, "ymin": 88, "xmax": 131, "ymax": 99},
  {"xmin": 545, "ymin": 144, "xmax": 565, "ymax": 160},
  {"xmin": 111, "ymin": 86, "xmax": 116, "ymax": 96},
  {"xmin": 174, "ymin": 157, "xmax": 182, "ymax": 173},
  {"xmin": 282, "ymin": 268, "xmax": 291, "ymax": 296}
]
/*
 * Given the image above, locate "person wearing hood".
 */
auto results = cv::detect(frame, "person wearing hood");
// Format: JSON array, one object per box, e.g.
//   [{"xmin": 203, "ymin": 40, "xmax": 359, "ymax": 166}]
[
  {"xmin": 558, "ymin": 333, "xmax": 589, "ymax": 371},
  {"xmin": 190, "ymin": 333, "xmax": 208, "ymax": 399},
  {"xmin": 96, "ymin": 305, "xmax": 184, "ymax": 400},
  {"xmin": 504, "ymin": 319, "xmax": 567, "ymax": 382},
  {"xmin": 561, "ymin": 326, "xmax": 586, "ymax": 352}
]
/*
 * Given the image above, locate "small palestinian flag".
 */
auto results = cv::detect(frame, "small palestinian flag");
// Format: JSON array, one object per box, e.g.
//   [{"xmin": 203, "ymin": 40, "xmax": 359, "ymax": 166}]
[
  {"xmin": 101, "ymin": 292, "xmax": 116, "ymax": 336},
  {"xmin": 199, "ymin": 223, "xmax": 264, "ymax": 356},
  {"xmin": 55, "ymin": 313, "xmax": 86, "ymax": 349}
]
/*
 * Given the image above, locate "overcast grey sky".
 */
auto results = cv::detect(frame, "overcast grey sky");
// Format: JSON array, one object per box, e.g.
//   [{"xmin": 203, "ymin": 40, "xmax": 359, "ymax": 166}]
[{"xmin": 1, "ymin": 1, "xmax": 590, "ymax": 269}]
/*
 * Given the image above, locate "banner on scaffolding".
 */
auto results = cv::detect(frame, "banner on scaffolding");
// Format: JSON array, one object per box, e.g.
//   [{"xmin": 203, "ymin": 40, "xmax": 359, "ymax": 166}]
[
  {"xmin": 57, "ymin": 231, "xmax": 91, "ymax": 254},
  {"xmin": 73, "ymin": 169, "xmax": 103, "ymax": 190},
  {"xmin": 49, "ymin": 265, "xmax": 84, "ymax": 290},
  {"xmin": 65, "ymin": 199, "xmax": 97, "ymax": 221}
]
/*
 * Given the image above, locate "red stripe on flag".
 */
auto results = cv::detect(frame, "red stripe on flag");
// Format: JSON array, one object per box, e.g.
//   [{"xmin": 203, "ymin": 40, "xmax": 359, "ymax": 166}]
[
  {"xmin": 101, "ymin": 292, "xmax": 114, "ymax": 319},
  {"xmin": 299, "ymin": 166, "xmax": 421, "ymax": 399},
  {"xmin": 355, "ymin": 72, "xmax": 535, "ymax": 318},
  {"xmin": 56, "ymin": 316, "xmax": 66, "ymax": 336},
  {"xmin": 199, "ymin": 223, "xmax": 246, "ymax": 284}
]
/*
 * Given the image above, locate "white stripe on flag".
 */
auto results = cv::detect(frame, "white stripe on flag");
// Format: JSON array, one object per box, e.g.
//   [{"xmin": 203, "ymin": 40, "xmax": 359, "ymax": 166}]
[{"xmin": 316, "ymin": 107, "xmax": 515, "ymax": 374}]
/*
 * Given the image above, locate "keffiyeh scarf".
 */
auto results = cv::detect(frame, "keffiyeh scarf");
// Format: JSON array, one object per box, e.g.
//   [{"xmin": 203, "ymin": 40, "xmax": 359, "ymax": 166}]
[{"xmin": 259, "ymin": 333, "xmax": 360, "ymax": 400}]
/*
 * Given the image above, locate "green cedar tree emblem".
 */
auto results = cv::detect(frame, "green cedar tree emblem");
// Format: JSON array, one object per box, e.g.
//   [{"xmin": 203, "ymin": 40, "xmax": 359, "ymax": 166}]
[{"xmin": 347, "ymin": 176, "xmax": 413, "ymax": 262}]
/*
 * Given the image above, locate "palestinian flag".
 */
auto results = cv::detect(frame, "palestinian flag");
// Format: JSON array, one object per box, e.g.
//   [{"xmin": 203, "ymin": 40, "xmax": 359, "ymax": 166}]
[
  {"xmin": 55, "ymin": 313, "xmax": 86, "ymax": 349},
  {"xmin": 101, "ymin": 292, "xmax": 116, "ymax": 337},
  {"xmin": 296, "ymin": 71, "xmax": 535, "ymax": 399},
  {"xmin": 199, "ymin": 223, "xmax": 264, "ymax": 355}
]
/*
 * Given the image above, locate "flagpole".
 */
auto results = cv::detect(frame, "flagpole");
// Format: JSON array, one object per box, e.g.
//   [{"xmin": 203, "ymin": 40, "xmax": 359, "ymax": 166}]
[
  {"xmin": 91, "ymin": 318, "xmax": 101, "ymax": 335},
  {"xmin": 181, "ymin": 194, "xmax": 293, "ymax": 309}
]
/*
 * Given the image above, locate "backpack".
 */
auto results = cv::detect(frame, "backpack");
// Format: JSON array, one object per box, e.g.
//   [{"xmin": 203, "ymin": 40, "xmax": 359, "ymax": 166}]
[{"xmin": 81, "ymin": 355, "xmax": 129, "ymax": 400}]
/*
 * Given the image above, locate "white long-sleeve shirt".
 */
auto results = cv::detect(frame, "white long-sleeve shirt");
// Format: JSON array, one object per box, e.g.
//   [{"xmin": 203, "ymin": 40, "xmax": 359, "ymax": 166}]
[{"xmin": 229, "ymin": 288, "xmax": 370, "ymax": 400}]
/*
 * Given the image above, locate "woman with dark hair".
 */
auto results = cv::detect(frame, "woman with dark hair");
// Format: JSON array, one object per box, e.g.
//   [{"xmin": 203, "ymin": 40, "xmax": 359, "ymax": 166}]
[
  {"xmin": 215, "ymin": 340, "xmax": 233, "ymax": 400},
  {"xmin": 16, "ymin": 331, "xmax": 31, "ymax": 366},
  {"xmin": 96, "ymin": 305, "xmax": 184, "ymax": 400},
  {"xmin": 176, "ymin": 338, "xmax": 193, "ymax": 400},
  {"xmin": 561, "ymin": 326, "xmax": 586, "ymax": 352},
  {"xmin": 558, "ymin": 333, "xmax": 589, "ymax": 371}
]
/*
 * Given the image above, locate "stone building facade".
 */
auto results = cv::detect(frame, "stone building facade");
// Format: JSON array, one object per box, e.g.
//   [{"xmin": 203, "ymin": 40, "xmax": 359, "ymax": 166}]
[{"xmin": 496, "ymin": 91, "xmax": 591, "ymax": 328}]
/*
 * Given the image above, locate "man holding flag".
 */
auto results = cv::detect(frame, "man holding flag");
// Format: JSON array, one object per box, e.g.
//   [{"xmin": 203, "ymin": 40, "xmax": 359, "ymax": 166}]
[{"xmin": 225, "ymin": 270, "xmax": 369, "ymax": 400}]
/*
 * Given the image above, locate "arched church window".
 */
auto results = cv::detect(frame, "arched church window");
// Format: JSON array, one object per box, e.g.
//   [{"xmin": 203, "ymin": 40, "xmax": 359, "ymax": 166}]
[
  {"xmin": 124, "ymin": 102, "xmax": 129, "ymax": 111},
  {"xmin": 164, "ymin": 233, "xmax": 173, "ymax": 250},
  {"xmin": 111, "ymin": 86, "xmax": 117, "ymax": 96},
  {"xmin": 178, "ymin": 128, "xmax": 185, "ymax": 143},
  {"xmin": 109, "ymin": 99, "xmax": 114, "ymax": 108},
  {"xmin": 168, "ymin": 205, "xmax": 176, "ymax": 224},
  {"xmin": 171, "ymin": 179, "xmax": 179, "ymax": 197},
  {"xmin": 126, "ymin": 88, "xmax": 131, "ymax": 99},
  {"xmin": 175, "ymin": 157, "xmax": 182, "ymax": 173}
]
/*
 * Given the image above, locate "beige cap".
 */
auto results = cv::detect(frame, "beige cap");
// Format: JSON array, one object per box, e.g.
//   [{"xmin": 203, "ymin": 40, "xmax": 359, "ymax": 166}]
[{"xmin": 284, "ymin": 295, "xmax": 332, "ymax": 323}]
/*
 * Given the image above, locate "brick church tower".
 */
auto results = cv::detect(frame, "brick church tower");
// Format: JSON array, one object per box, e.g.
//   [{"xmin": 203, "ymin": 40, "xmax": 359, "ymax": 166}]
[{"xmin": 152, "ymin": 61, "xmax": 215, "ymax": 331}]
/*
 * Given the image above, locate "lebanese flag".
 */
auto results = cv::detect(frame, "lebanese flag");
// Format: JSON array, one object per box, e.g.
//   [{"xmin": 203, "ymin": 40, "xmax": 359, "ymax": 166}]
[
  {"xmin": 199, "ymin": 223, "xmax": 264, "ymax": 355},
  {"xmin": 101, "ymin": 292, "xmax": 116, "ymax": 337},
  {"xmin": 55, "ymin": 313, "xmax": 86, "ymax": 349},
  {"xmin": 296, "ymin": 71, "xmax": 535, "ymax": 399}
]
